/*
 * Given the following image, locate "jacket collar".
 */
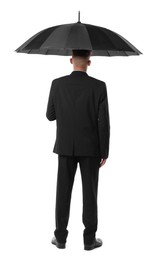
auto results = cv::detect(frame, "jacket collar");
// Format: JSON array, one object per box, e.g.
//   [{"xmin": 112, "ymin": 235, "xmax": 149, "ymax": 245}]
[{"xmin": 70, "ymin": 71, "xmax": 88, "ymax": 76}]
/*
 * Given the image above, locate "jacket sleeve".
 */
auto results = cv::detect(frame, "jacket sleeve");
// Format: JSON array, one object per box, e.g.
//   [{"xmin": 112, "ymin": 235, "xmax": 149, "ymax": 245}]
[
  {"xmin": 46, "ymin": 80, "xmax": 56, "ymax": 121},
  {"xmin": 97, "ymin": 83, "xmax": 110, "ymax": 159}
]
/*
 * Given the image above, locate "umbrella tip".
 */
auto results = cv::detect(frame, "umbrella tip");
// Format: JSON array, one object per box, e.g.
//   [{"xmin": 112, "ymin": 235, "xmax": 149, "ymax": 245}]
[{"xmin": 78, "ymin": 11, "xmax": 81, "ymax": 23}]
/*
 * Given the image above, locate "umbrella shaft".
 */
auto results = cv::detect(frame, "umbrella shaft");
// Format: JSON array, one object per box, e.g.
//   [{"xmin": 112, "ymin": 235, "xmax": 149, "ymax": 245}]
[{"xmin": 78, "ymin": 11, "xmax": 80, "ymax": 22}]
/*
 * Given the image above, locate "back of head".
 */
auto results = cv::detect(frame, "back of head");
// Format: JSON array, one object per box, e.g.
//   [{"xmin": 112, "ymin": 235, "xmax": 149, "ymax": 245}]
[
  {"xmin": 72, "ymin": 49, "xmax": 92, "ymax": 68},
  {"xmin": 72, "ymin": 49, "xmax": 92, "ymax": 58}
]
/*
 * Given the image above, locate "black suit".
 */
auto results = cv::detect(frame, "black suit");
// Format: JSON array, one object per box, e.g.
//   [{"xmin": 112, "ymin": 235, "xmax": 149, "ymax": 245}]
[
  {"xmin": 46, "ymin": 70, "xmax": 110, "ymax": 159},
  {"xmin": 46, "ymin": 71, "xmax": 110, "ymax": 245}
]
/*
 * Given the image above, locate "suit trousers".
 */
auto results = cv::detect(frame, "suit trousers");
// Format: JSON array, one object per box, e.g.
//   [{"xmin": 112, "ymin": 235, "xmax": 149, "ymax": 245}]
[{"xmin": 54, "ymin": 154, "xmax": 101, "ymax": 245}]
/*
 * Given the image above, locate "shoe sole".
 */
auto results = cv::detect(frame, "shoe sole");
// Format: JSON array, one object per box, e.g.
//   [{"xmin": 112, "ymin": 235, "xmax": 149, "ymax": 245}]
[
  {"xmin": 84, "ymin": 243, "xmax": 102, "ymax": 250},
  {"xmin": 51, "ymin": 240, "xmax": 66, "ymax": 249}
]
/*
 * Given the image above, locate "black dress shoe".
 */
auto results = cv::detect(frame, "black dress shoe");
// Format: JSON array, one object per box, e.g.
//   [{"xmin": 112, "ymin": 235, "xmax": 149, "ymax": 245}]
[
  {"xmin": 84, "ymin": 238, "xmax": 103, "ymax": 250},
  {"xmin": 51, "ymin": 237, "xmax": 66, "ymax": 249}
]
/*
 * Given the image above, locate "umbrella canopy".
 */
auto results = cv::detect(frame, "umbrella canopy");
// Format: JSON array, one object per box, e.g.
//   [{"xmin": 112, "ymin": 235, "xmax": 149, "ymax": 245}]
[{"xmin": 15, "ymin": 11, "xmax": 142, "ymax": 56}]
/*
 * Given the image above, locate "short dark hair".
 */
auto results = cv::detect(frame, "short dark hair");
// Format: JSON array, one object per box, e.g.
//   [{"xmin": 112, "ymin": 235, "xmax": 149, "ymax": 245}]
[{"xmin": 72, "ymin": 49, "xmax": 92, "ymax": 58}]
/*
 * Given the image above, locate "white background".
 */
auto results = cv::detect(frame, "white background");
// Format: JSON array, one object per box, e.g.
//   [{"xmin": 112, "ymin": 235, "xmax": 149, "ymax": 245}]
[{"xmin": 1, "ymin": 0, "xmax": 158, "ymax": 259}]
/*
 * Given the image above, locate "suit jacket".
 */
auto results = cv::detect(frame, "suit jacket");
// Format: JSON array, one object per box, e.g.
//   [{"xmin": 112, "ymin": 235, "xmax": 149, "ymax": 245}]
[{"xmin": 46, "ymin": 70, "xmax": 110, "ymax": 159}]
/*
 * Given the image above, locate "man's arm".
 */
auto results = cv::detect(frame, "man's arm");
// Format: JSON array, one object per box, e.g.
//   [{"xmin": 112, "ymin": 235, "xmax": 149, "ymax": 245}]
[
  {"xmin": 98, "ymin": 83, "xmax": 110, "ymax": 159},
  {"xmin": 46, "ymin": 80, "xmax": 56, "ymax": 121}
]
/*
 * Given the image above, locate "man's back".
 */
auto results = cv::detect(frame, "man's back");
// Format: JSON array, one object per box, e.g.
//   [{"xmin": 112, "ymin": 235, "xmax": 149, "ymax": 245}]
[{"xmin": 46, "ymin": 70, "xmax": 110, "ymax": 159}]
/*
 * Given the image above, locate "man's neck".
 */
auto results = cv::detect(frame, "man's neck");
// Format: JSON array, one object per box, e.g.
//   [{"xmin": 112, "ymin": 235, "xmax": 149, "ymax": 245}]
[{"xmin": 73, "ymin": 67, "xmax": 87, "ymax": 72}]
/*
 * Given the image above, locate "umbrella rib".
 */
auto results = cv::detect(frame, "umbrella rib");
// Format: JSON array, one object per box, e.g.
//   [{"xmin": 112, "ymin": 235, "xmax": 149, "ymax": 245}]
[
  {"xmin": 39, "ymin": 24, "xmax": 69, "ymax": 50},
  {"xmin": 107, "ymin": 50, "xmax": 111, "ymax": 56},
  {"xmin": 45, "ymin": 49, "xmax": 48, "ymax": 54},
  {"xmin": 116, "ymin": 32, "xmax": 142, "ymax": 54},
  {"xmin": 96, "ymin": 26, "xmax": 118, "ymax": 51},
  {"xmin": 123, "ymin": 51, "xmax": 128, "ymax": 56},
  {"xmin": 27, "ymin": 49, "xmax": 32, "ymax": 54},
  {"xmin": 96, "ymin": 26, "xmax": 139, "ymax": 55},
  {"xmin": 83, "ymin": 24, "xmax": 93, "ymax": 50},
  {"xmin": 85, "ymin": 24, "xmax": 117, "ymax": 54},
  {"xmin": 64, "ymin": 25, "xmax": 74, "ymax": 49},
  {"xmin": 50, "ymin": 24, "xmax": 74, "ymax": 50}
]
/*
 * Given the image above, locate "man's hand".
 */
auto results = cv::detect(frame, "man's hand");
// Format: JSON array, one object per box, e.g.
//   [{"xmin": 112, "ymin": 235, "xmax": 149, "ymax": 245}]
[{"xmin": 99, "ymin": 158, "xmax": 106, "ymax": 167}]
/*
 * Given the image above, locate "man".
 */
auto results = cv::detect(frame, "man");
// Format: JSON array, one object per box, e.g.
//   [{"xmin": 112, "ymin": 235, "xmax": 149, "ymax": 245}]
[{"xmin": 46, "ymin": 49, "xmax": 110, "ymax": 250}]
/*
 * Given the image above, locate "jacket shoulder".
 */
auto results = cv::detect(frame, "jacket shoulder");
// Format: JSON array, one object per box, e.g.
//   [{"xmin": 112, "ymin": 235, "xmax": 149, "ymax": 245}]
[
  {"xmin": 88, "ymin": 75, "xmax": 106, "ymax": 87},
  {"xmin": 52, "ymin": 75, "xmax": 69, "ymax": 83},
  {"xmin": 52, "ymin": 74, "xmax": 106, "ymax": 88}
]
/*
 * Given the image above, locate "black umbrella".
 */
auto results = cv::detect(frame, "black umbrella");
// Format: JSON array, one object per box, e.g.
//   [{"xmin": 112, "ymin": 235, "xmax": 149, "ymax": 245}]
[{"xmin": 15, "ymin": 11, "xmax": 142, "ymax": 56}]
